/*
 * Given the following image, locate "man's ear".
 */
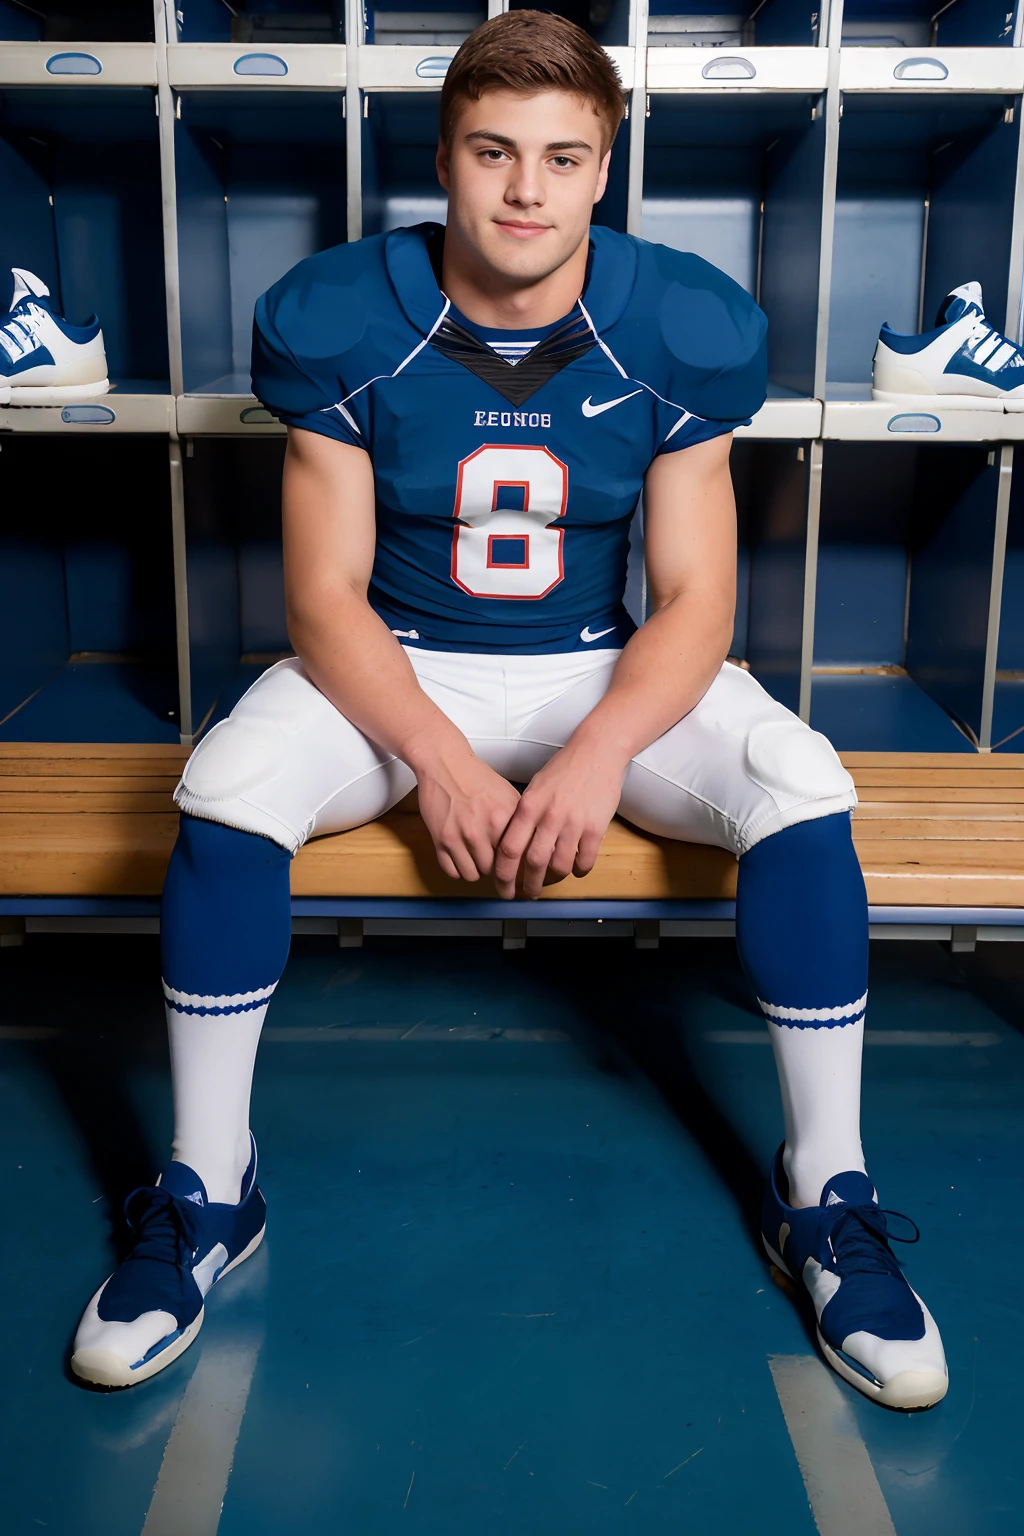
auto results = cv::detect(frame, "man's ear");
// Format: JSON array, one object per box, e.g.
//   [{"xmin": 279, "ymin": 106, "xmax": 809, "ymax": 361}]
[
  {"xmin": 436, "ymin": 137, "xmax": 451, "ymax": 192},
  {"xmin": 592, "ymin": 147, "xmax": 611, "ymax": 206}
]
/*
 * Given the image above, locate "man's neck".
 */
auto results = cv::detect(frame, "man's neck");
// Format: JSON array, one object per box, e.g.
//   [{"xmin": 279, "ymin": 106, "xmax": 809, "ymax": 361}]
[{"xmin": 439, "ymin": 226, "xmax": 590, "ymax": 331}]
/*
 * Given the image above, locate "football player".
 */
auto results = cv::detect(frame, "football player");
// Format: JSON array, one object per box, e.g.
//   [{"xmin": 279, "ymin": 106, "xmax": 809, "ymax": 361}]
[{"xmin": 72, "ymin": 11, "xmax": 947, "ymax": 1409}]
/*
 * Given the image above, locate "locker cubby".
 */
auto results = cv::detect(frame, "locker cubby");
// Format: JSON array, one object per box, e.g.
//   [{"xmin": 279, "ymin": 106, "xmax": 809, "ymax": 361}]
[
  {"xmin": 508, "ymin": 0, "xmax": 630, "ymax": 46},
  {"xmin": 366, "ymin": 0, "xmax": 485, "ymax": 46},
  {"xmin": 646, "ymin": 0, "xmax": 820, "ymax": 47},
  {"xmin": 0, "ymin": 0, "xmax": 155, "ymax": 42},
  {"xmin": 993, "ymin": 450, "xmax": 1024, "ymax": 748},
  {"xmin": 0, "ymin": 87, "xmax": 170, "ymax": 394},
  {"xmin": 175, "ymin": 90, "xmax": 347, "ymax": 395},
  {"xmin": 827, "ymin": 93, "xmax": 1021, "ymax": 399},
  {"xmin": 174, "ymin": 0, "xmax": 345, "ymax": 44},
  {"xmin": 0, "ymin": 436, "xmax": 179, "ymax": 742},
  {"xmin": 182, "ymin": 437, "xmax": 290, "ymax": 736},
  {"xmin": 362, "ymin": 92, "xmax": 448, "ymax": 235},
  {"xmin": 840, "ymin": 0, "xmax": 1017, "ymax": 49},
  {"xmin": 729, "ymin": 439, "xmax": 812, "ymax": 713},
  {"xmin": 643, "ymin": 94, "xmax": 826, "ymax": 402},
  {"xmin": 810, "ymin": 440, "xmax": 1001, "ymax": 750}
]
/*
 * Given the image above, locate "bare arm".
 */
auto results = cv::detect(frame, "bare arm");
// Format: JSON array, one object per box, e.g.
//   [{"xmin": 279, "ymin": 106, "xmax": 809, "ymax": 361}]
[
  {"xmin": 493, "ymin": 432, "xmax": 737, "ymax": 898},
  {"xmin": 283, "ymin": 426, "xmax": 519, "ymax": 879}
]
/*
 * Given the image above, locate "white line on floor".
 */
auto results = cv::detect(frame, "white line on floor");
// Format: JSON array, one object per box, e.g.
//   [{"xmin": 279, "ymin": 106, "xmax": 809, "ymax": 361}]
[
  {"xmin": 140, "ymin": 1335, "xmax": 261, "ymax": 1536},
  {"xmin": 769, "ymin": 1354, "xmax": 897, "ymax": 1536}
]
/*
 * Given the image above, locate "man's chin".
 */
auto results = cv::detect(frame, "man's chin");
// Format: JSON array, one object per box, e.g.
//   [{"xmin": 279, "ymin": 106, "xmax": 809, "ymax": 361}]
[{"xmin": 477, "ymin": 239, "xmax": 576, "ymax": 287}]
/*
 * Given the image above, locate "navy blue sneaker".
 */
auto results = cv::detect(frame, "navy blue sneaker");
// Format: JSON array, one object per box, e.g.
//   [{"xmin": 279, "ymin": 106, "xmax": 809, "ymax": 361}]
[
  {"xmin": 72, "ymin": 1138, "xmax": 266, "ymax": 1388},
  {"xmin": 762, "ymin": 1148, "xmax": 947, "ymax": 1410},
  {"xmin": 873, "ymin": 280, "xmax": 1024, "ymax": 409}
]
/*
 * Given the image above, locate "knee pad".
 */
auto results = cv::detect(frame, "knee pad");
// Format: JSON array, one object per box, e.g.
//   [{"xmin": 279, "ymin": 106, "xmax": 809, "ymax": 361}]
[
  {"xmin": 744, "ymin": 718, "xmax": 855, "ymax": 805},
  {"xmin": 180, "ymin": 718, "xmax": 287, "ymax": 802}
]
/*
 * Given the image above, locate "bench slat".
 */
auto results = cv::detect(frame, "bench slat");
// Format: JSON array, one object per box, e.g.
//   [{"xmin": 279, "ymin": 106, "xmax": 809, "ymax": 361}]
[{"xmin": 4, "ymin": 744, "xmax": 1024, "ymax": 906}]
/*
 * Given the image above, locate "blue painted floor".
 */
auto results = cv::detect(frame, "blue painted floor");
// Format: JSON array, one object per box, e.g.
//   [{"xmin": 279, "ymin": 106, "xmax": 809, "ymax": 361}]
[{"xmin": 1, "ymin": 934, "xmax": 1021, "ymax": 1533}]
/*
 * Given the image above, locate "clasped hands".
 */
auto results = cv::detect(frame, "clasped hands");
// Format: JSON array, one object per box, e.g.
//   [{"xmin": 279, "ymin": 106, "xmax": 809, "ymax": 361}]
[{"xmin": 415, "ymin": 739, "xmax": 626, "ymax": 901}]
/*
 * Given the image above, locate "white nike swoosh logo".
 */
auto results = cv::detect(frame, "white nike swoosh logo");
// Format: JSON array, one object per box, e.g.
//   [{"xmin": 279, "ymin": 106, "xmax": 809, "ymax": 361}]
[
  {"xmin": 581, "ymin": 389, "xmax": 643, "ymax": 417},
  {"xmin": 580, "ymin": 625, "xmax": 616, "ymax": 643}
]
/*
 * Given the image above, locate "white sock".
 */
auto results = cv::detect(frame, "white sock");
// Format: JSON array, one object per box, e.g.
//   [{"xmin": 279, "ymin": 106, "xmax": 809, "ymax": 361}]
[
  {"xmin": 165, "ymin": 1000, "xmax": 269, "ymax": 1205},
  {"xmin": 768, "ymin": 1017, "xmax": 867, "ymax": 1209}
]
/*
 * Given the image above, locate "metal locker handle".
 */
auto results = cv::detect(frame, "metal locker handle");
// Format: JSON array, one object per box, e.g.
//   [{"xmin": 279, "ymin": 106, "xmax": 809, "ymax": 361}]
[
  {"xmin": 239, "ymin": 406, "xmax": 276, "ymax": 424},
  {"xmin": 234, "ymin": 52, "xmax": 289, "ymax": 77},
  {"xmin": 61, "ymin": 405, "xmax": 115, "ymax": 424},
  {"xmin": 416, "ymin": 56, "xmax": 452, "ymax": 79},
  {"xmin": 887, "ymin": 413, "xmax": 941, "ymax": 434},
  {"xmin": 702, "ymin": 56, "xmax": 757, "ymax": 81},
  {"xmin": 893, "ymin": 57, "xmax": 949, "ymax": 81},
  {"xmin": 46, "ymin": 52, "xmax": 102, "ymax": 75}
]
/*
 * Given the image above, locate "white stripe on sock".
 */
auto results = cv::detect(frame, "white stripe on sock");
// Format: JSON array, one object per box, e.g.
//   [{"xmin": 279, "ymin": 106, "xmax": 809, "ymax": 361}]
[
  {"xmin": 758, "ymin": 991, "xmax": 868, "ymax": 1024},
  {"xmin": 162, "ymin": 980, "xmax": 278, "ymax": 1010}
]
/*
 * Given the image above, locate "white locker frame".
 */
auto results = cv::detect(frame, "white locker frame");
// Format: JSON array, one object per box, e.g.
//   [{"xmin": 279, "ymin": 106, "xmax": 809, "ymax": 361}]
[{"xmin": 0, "ymin": 0, "xmax": 1022, "ymax": 746}]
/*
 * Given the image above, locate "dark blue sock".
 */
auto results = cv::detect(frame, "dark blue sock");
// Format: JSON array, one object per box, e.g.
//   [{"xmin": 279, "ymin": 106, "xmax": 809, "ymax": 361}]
[
  {"xmin": 161, "ymin": 814, "xmax": 292, "ymax": 1001},
  {"xmin": 736, "ymin": 811, "xmax": 868, "ymax": 1023}
]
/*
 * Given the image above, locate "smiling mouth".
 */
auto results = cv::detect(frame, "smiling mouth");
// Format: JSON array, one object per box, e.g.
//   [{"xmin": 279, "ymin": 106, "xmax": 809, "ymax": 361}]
[{"xmin": 495, "ymin": 221, "xmax": 551, "ymax": 238}]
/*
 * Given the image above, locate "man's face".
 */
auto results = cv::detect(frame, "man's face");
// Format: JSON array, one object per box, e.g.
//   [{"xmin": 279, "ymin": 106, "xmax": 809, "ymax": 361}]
[{"xmin": 436, "ymin": 88, "xmax": 611, "ymax": 285}]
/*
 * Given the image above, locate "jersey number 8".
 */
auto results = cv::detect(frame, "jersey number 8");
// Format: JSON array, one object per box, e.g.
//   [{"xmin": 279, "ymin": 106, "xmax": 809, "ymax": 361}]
[{"xmin": 450, "ymin": 444, "xmax": 569, "ymax": 600}]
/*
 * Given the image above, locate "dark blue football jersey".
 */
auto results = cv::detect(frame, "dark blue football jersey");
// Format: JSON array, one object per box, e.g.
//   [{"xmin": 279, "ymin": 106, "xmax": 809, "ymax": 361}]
[{"xmin": 251, "ymin": 223, "xmax": 767, "ymax": 655}]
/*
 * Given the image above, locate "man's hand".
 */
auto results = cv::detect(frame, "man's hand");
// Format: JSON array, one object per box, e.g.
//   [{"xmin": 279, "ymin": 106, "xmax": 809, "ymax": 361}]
[
  {"xmin": 416, "ymin": 749, "xmax": 522, "ymax": 883},
  {"xmin": 493, "ymin": 740, "xmax": 626, "ymax": 900}
]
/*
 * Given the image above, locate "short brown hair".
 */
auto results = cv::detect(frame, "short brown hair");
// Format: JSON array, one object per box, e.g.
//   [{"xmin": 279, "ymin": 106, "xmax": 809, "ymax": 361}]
[{"xmin": 440, "ymin": 11, "xmax": 626, "ymax": 153}]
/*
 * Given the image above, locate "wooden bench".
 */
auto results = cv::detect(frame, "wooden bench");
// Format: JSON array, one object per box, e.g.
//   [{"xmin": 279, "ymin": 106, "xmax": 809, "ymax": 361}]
[{"xmin": 2, "ymin": 748, "xmax": 1024, "ymax": 935}]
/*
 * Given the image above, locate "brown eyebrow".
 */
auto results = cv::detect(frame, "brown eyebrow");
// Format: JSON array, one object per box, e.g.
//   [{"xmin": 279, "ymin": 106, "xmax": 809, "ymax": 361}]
[{"xmin": 463, "ymin": 130, "xmax": 595, "ymax": 155}]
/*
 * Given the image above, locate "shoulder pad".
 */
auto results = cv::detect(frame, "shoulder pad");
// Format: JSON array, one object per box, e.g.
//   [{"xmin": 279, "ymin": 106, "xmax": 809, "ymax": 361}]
[
  {"xmin": 633, "ymin": 241, "xmax": 768, "ymax": 421},
  {"xmin": 256, "ymin": 235, "xmax": 392, "ymax": 365}
]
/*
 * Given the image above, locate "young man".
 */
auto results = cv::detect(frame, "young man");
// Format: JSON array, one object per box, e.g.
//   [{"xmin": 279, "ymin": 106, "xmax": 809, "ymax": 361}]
[{"xmin": 72, "ymin": 11, "xmax": 947, "ymax": 1409}]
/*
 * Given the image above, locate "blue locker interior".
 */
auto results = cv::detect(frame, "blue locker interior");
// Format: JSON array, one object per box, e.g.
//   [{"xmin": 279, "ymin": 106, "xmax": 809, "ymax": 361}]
[
  {"xmin": 828, "ymin": 94, "xmax": 1020, "ymax": 393},
  {"xmin": 175, "ymin": 0, "xmax": 345, "ymax": 43},
  {"xmin": 183, "ymin": 438, "xmax": 290, "ymax": 735},
  {"xmin": 810, "ymin": 440, "xmax": 997, "ymax": 751},
  {"xmin": 508, "ymin": 0, "xmax": 631, "ymax": 46},
  {"xmin": 994, "ymin": 453, "xmax": 1024, "ymax": 748},
  {"xmin": 646, "ymin": 0, "xmax": 820, "ymax": 46},
  {"xmin": 0, "ymin": 436, "xmax": 179, "ymax": 742},
  {"xmin": 729, "ymin": 439, "xmax": 811, "ymax": 715},
  {"xmin": 840, "ymin": 0, "xmax": 1017, "ymax": 47},
  {"xmin": 0, "ymin": 86, "xmax": 169, "ymax": 391},
  {"xmin": 643, "ymin": 93, "xmax": 824, "ymax": 399},
  {"xmin": 0, "ymin": 1, "xmax": 155, "ymax": 42},
  {"xmin": 175, "ymin": 90, "xmax": 347, "ymax": 393},
  {"xmin": 366, "ymin": 0, "xmax": 485, "ymax": 46}
]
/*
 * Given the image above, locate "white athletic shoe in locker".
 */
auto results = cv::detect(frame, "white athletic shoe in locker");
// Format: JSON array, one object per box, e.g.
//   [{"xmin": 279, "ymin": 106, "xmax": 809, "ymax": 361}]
[
  {"xmin": 872, "ymin": 281, "xmax": 1024, "ymax": 410},
  {"xmin": 0, "ymin": 268, "xmax": 109, "ymax": 406}
]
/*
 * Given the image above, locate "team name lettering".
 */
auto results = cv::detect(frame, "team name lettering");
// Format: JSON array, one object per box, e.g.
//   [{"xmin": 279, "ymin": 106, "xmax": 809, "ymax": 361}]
[{"xmin": 473, "ymin": 410, "xmax": 551, "ymax": 429}]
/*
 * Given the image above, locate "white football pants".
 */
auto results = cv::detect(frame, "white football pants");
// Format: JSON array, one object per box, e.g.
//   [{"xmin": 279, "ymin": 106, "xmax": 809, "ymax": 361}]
[{"xmin": 174, "ymin": 649, "xmax": 857, "ymax": 856}]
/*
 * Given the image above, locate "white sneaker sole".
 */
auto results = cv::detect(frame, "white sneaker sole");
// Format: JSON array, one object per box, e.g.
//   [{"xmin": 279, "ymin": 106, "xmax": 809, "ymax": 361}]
[
  {"xmin": 762, "ymin": 1236, "xmax": 947, "ymax": 1411},
  {"xmin": 0, "ymin": 379, "xmax": 110, "ymax": 406},
  {"xmin": 872, "ymin": 387, "xmax": 1024, "ymax": 412},
  {"xmin": 71, "ymin": 1223, "xmax": 265, "ymax": 1389}
]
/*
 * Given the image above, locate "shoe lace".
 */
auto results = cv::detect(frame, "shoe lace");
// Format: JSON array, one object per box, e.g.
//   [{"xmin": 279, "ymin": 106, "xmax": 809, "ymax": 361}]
[
  {"xmin": 0, "ymin": 306, "xmax": 42, "ymax": 356},
  {"xmin": 819, "ymin": 1202, "xmax": 920, "ymax": 1278},
  {"xmin": 122, "ymin": 1186, "xmax": 202, "ymax": 1269},
  {"xmin": 967, "ymin": 313, "xmax": 1023, "ymax": 370}
]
